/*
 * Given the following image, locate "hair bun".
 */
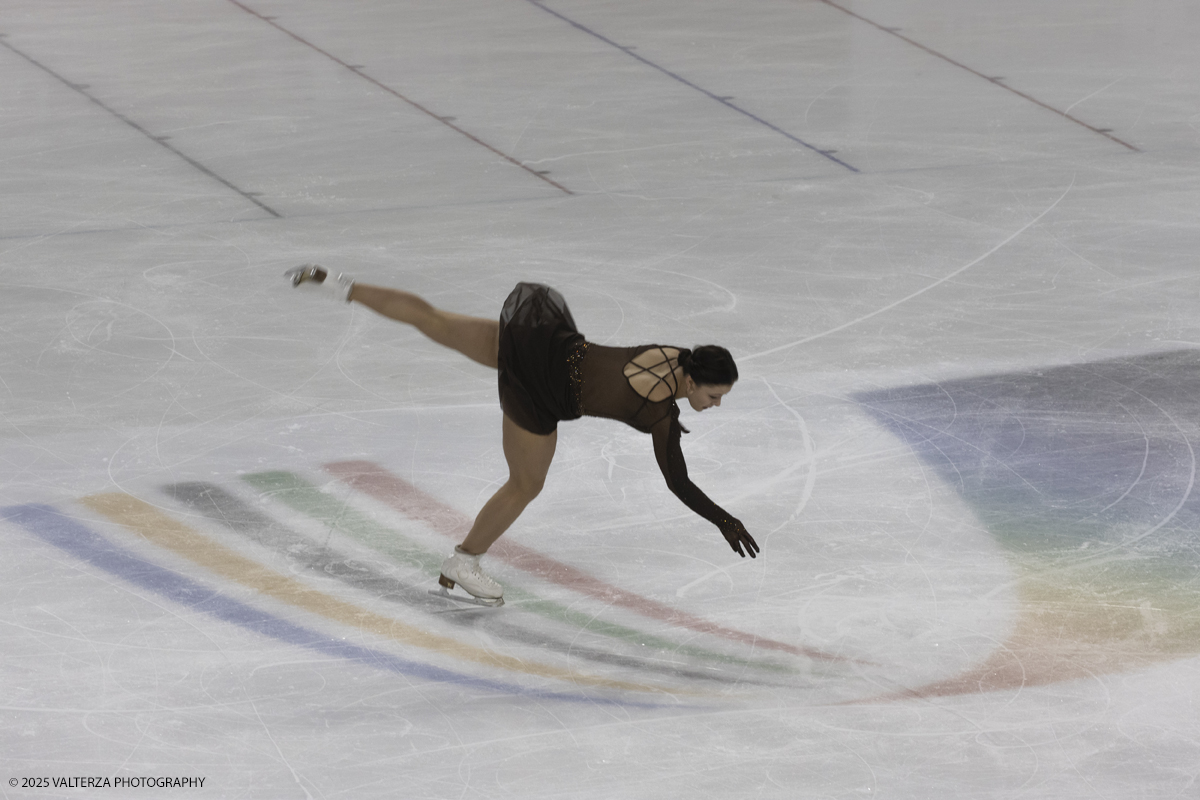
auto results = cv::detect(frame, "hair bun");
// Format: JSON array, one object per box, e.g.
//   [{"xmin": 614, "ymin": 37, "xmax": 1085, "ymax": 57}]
[{"xmin": 680, "ymin": 345, "xmax": 738, "ymax": 386}]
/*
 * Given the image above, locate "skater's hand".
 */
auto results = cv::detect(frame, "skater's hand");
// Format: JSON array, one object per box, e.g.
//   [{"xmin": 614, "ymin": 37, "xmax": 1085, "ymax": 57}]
[
  {"xmin": 720, "ymin": 518, "xmax": 759, "ymax": 558},
  {"xmin": 284, "ymin": 264, "xmax": 329, "ymax": 287}
]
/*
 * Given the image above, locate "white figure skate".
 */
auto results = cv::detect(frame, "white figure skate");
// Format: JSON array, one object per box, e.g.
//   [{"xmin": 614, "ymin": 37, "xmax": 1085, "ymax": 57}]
[
  {"xmin": 430, "ymin": 547, "xmax": 505, "ymax": 607},
  {"xmin": 284, "ymin": 264, "xmax": 354, "ymax": 303}
]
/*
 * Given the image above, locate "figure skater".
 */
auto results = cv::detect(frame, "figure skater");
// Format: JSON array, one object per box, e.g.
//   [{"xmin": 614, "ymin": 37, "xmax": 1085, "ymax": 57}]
[{"xmin": 285, "ymin": 266, "xmax": 758, "ymax": 606}]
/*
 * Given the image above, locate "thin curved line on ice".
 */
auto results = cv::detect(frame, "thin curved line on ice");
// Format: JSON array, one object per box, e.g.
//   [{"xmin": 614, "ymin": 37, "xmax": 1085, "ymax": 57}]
[{"xmin": 741, "ymin": 176, "xmax": 1076, "ymax": 363}]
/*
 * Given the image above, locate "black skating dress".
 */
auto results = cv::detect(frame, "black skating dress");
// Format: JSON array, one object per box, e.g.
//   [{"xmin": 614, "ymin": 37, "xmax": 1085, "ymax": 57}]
[{"xmin": 497, "ymin": 282, "xmax": 748, "ymax": 543}]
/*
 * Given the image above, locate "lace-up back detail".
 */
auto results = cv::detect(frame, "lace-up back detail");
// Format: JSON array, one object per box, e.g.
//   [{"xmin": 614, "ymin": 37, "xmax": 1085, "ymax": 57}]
[
  {"xmin": 577, "ymin": 344, "xmax": 687, "ymax": 433},
  {"xmin": 623, "ymin": 346, "xmax": 681, "ymax": 403}
]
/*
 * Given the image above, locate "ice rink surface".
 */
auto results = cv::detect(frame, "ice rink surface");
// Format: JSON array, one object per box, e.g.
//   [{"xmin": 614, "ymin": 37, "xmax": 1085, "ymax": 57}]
[{"xmin": 2, "ymin": 0, "xmax": 1199, "ymax": 797}]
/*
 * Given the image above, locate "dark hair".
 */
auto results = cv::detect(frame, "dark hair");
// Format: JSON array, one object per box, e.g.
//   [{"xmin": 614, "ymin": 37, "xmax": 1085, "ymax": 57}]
[{"xmin": 679, "ymin": 345, "xmax": 738, "ymax": 386}]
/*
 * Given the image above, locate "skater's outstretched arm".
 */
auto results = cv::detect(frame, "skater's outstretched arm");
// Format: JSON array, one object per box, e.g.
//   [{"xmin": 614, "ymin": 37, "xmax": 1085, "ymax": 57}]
[{"xmin": 651, "ymin": 411, "xmax": 759, "ymax": 558}]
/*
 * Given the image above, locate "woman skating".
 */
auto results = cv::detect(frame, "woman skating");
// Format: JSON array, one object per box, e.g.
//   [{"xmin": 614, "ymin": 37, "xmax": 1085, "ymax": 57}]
[{"xmin": 286, "ymin": 266, "xmax": 758, "ymax": 606}]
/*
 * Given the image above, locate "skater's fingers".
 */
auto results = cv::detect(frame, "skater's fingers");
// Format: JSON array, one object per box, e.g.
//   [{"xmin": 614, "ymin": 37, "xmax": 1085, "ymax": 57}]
[
  {"xmin": 722, "ymin": 521, "xmax": 758, "ymax": 558},
  {"xmin": 742, "ymin": 532, "xmax": 759, "ymax": 558}
]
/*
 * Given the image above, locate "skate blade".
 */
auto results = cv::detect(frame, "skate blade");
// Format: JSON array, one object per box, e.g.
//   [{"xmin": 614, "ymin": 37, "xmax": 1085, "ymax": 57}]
[{"xmin": 428, "ymin": 586, "xmax": 504, "ymax": 608}]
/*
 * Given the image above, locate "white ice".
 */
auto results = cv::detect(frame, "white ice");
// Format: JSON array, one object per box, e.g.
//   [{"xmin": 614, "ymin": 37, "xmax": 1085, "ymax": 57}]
[{"xmin": 2, "ymin": 0, "xmax": 1199, "ymax": 797}]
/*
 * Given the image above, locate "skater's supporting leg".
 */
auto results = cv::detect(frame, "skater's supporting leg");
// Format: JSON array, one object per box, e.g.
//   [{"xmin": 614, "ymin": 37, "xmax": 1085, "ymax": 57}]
[
  {"xmin": 459, "ymin": 414, "xmax": 557, "ymax": 554},
  {"xmin": 350, "ymin": 283, "xmax": 500, "ymax": 369}
]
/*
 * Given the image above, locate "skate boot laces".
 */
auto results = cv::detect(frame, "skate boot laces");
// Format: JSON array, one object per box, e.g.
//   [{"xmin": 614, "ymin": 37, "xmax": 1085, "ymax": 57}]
[{"xmin": 440, "ymin": 549, "xmax": 503, "ymax": 599}]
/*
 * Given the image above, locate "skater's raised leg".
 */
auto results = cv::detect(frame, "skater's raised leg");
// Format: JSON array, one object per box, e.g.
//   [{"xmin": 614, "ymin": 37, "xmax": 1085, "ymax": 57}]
[
  {"xmin": 284, "ymin": 265, "xmax": 499, "ymax": 369},
  {"xmin": 350, "ymin": 284, "xmax": 500, "ymax": 369}
]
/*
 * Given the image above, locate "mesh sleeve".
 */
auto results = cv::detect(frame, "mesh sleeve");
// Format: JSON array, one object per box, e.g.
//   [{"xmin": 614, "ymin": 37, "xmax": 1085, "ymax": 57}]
[{"xmin": 650, "ymin": 408, "xmax": 744, "ymax": 536}]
